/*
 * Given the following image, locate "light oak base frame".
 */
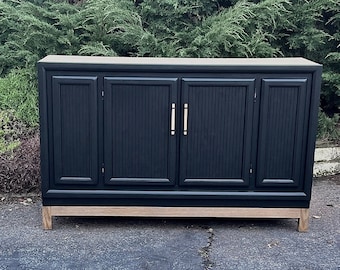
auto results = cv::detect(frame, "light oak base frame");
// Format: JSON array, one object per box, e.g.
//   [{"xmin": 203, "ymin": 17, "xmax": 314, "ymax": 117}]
[{"xmin": 42, "ymin": 206, "xmax": 309, "ymax": 232}]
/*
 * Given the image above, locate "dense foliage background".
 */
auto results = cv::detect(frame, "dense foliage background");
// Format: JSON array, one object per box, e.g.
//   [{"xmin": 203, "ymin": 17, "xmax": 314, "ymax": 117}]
[{"xmin": 0, "ymin": 0, "xmax": 339, "ymax": 192}]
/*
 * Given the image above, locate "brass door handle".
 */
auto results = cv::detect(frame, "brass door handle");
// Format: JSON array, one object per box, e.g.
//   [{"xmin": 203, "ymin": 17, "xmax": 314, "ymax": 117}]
[
  {"xmin": 183, "ymin": 103, "xmax": 188, "ymax": 136},
  {"xmin": 170, "ymin": 103, "xmax": 176, "ymax": 136}
]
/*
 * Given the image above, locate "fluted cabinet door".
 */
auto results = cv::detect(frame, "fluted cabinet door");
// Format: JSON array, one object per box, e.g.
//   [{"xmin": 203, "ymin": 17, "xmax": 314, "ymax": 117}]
[
  {"xmin": 256, "ymin": 78, "xmax": 310, "ymax": 187},
  {"xmin": 51, "ymin": 76, "xmax": 98, "ymax": 185},
  {"xmin": 179, "ymin": 78, "xmax": 255, "ymax": 187},
  {"xmin": 104, "ymin": 77, "xmax": 177, "ymax": 186}
]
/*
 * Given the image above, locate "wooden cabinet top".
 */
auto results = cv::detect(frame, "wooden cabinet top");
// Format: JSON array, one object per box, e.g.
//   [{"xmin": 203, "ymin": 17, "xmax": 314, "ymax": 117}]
[{"xmin": 39, "ymin": 55, "xmax": 321, "ymax": 69}]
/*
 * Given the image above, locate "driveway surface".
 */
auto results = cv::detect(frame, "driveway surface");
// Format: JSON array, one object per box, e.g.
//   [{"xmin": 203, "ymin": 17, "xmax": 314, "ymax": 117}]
[{"xmin": 0, "ymin": 177, "xmax": 339, "ymax": 270}]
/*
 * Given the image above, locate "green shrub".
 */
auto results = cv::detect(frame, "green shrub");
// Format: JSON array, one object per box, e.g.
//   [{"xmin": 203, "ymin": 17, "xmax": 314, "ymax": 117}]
[
  {"xmin": 318, "ymin": 109, "xmax": 340, "ymax": 142},
  {"xmin": 0, "ymin": 69, "xmax": 39, "ymax": 127},
  {"xmin": 0, "ymin": 110, "xmax": 34, "ymax": 154},
  {"xmin": 77, "ymin": 0, "xmax": 145, "ymax": 56},
  {"xmin": 136, "ymin": 0, "xmax": 291, "ymax": 57},
  {"xmin": 0, "ymin": 110, "xmax": 20, "ymax": 154},
  {"xmin": 0, "ymin": 0, "xmax": 80, "ymax": 74}
]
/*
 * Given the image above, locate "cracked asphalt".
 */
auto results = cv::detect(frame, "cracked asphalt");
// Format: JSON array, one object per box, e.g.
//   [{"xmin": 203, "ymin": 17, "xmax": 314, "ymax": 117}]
[{"xmin": 0, "ymin": 177, "xmax": 339, "ymax": 270}]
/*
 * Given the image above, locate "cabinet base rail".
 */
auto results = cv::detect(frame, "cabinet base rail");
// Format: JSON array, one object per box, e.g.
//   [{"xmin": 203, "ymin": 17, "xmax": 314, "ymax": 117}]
[{"xmin": 42, "ymin": 206, "xmax": 309, "ymax": 232}]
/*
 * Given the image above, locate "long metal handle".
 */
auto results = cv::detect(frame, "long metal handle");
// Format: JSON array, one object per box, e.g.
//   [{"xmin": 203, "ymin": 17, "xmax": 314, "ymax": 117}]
[
  {"xmin": 183, "ymin": 103, "xmax": 188, "ymax": 136},
  {"xmin": 170, "ymin": 103, "xmax": 176, "ymax": 135}
]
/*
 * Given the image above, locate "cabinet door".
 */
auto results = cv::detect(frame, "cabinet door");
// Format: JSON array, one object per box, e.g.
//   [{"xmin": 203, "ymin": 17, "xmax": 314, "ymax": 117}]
[
  {"xmin": 51, "ymin": 76, "xmax": 98, "ymax": 185},
  {"xmin": 104, "ymin": 77, "xmax": 177, "ymax": 186},
  {"xmin": 180, "ymin": 78, "xmax": 255, "ymax": 187},
  {"xmin": 256, "ymin": 78, "xmax": 310, "ymax": 187}
]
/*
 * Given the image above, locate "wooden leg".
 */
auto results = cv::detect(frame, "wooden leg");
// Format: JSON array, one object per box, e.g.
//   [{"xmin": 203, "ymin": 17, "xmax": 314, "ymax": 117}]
[
  {"xmin": 298, "ymin": 208, "xmax": 309, "ymax": 232},
  {"xmin": 42, "ymin": 206, "xmax": 52, "ymax": 230}
]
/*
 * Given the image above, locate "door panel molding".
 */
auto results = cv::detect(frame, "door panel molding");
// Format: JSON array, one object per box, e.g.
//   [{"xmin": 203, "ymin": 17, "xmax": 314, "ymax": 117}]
[
  {"xmin": 180, "ymin": 78, "xmax": 255, "ymax": 187},
  {"xmin": 256, "ymin": 78, "xmax": 308, "ymax": 187},
  {"xmin": 104, "ymin": 77, "xmax": 178, "ymax": 186},
  {"xmin": 51, "ymin": 76, "xmax": 98, "ymax": 185}
]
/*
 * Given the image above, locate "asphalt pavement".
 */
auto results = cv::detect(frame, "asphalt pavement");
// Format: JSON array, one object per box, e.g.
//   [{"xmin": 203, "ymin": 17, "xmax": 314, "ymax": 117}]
[{"xmin": 0, "ymin": 177, "xmax": 339, "ymax": 270}]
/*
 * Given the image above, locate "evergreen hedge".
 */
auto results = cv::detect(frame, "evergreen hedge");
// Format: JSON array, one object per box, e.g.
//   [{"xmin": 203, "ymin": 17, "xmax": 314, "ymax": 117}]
[{"xmin": 0, "ymin": 0, "xmax": 339, "ymax": 139}]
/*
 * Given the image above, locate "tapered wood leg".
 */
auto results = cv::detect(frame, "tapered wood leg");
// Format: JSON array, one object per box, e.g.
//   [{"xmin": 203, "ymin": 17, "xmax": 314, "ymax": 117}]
[
  {"xmin": 42, "ymin": 206, "xmax": 52, "ymax": 230},
  {"xmin": 298, "ymin": 208, "xmax": 309, "ymax": 232}
]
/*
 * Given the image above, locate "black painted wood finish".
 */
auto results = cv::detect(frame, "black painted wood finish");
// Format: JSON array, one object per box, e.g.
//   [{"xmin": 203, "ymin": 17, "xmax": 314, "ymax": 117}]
[
  {"xmin": 257, "ymin": 78, "xmax": 310, "ymax": 187},
  {"xmin": 104, "ymin": 77, "xmax": 177, "ymax": 186},
  {"xmin": 38, "ymin": 56, "xmax": 322, "ymax": 207},
  {"xmin": 180, "ymin": 78, "xmax": 254, "ymax": 186},
  {"xmin": 51, "ymin": 76, "xmax": 98, "ymax": 185}
]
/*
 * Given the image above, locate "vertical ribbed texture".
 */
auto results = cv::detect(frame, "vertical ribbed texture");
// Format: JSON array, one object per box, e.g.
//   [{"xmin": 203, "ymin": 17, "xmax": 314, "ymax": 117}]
[
  {"xmin": 111, "ymin": 84, "xmax": 169, "ymax": 178},
  {"xmin": 60, "ymin": 84, "xmax": 90, "ymax": 177},
  {"xmin": 264, "ymin": 86, "xmax": 299, "ymax": 178},
  {"xmin": 186, "ymin": 85, "xmax": 247, "ymax": 179}
]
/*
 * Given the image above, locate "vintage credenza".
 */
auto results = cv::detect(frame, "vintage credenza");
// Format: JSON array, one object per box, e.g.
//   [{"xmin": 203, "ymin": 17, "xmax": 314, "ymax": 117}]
[{"xmin": 38, "ymin": 56, "xmax": 322, "ymax": 230}]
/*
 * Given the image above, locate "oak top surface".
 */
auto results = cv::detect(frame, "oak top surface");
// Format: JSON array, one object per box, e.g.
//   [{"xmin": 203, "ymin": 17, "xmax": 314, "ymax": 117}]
[{"xmin": 39, "ymin": 55, "xmax": 321, "ymax": 67}]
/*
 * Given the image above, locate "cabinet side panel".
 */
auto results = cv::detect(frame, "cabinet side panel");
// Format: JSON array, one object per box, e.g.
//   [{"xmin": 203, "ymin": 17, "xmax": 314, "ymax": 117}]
[
  {"xmin": 52, "ymin": 76, "xmax": 98, "ymax": 185},
  {"xmin": 38, "ymin": 65, "xmax": 49, "ymax": 196},
  {"xmin": 304, "ymin": 68, "xmax": 322, "ymax": 198}
]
